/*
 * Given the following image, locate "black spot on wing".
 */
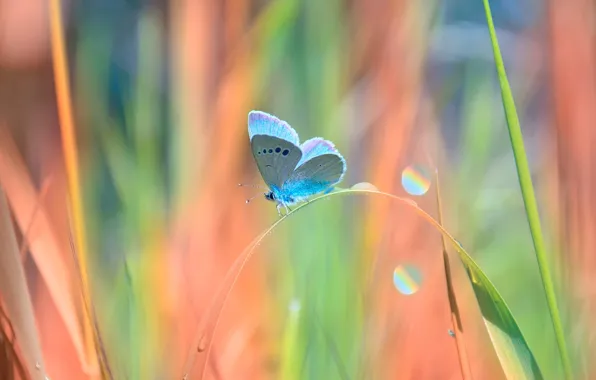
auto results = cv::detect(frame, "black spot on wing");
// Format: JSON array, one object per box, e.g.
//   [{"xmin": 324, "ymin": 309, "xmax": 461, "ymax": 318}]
[{"xmin": 250, "ymin": 135, "xmax": 302, "ymax": 188}]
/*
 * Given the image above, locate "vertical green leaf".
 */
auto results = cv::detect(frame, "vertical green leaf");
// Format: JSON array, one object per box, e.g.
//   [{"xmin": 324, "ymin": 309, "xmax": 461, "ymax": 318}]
[{"xmin": 481, "ymin": 1, "xmax": 572, "ymax": 378}]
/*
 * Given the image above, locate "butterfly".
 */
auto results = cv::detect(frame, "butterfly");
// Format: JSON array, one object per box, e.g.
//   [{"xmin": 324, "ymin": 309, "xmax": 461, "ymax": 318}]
[{"xmin": 247, "ymin": 110, "xmax": 347, "ymax": 216}]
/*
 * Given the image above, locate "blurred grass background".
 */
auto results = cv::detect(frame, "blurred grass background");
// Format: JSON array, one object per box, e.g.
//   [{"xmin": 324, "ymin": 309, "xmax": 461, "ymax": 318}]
[{"xmin": 0, "ymin": 0, "xmax": 594, "ymax": 379}]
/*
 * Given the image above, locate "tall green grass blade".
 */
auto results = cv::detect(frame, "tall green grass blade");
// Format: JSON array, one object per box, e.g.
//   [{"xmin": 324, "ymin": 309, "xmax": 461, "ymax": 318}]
[{"xmin": 481, "ymin": 1, "xmax": 572, "ymax": 378}]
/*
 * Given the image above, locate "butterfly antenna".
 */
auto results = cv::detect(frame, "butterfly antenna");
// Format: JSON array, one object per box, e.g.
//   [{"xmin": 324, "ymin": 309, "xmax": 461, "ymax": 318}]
[
  {"xmin": 239, "ymin": 183, "xmax": 268, "ymax": 204},
  {"xmin": 245, "ymin": 194, "xmax": 260, "ymax": 204},
  {"xmin": 238, "ymin": 183, "xmax": 267, "ymax": 190}
]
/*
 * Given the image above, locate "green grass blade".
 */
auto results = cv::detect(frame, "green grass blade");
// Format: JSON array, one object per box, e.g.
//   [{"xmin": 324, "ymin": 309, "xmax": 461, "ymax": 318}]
[
  {"xmin": 481, "ymin": 1, "xmax": 572, "ymax": 378},
  {"xmin": 455, "ymin": 242, "xmax": 543, "ymax": 380}
]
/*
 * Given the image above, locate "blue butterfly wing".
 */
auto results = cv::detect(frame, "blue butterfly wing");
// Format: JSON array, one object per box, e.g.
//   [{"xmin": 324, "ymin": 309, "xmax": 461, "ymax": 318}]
[
  {"xmin": 297, "ymin": 137, "xmax": 340, "ymax": 166},
  {"xmin": 250, "ymin": 132, "xmax": 302, "ymax": 190},
  {"xmin": 281, "ymin": 151, "xmax": 346, "ymax": 200},
  {"xmin": 248, "ymin": 111, "xmax": 300, "ymax": 145}
]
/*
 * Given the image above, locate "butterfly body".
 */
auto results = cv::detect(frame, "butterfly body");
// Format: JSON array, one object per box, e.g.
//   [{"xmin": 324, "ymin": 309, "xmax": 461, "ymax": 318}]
[
  {"xmin": 263, "ymin": 187, "xmax": 296, "ymax": 207},
  {"xmin": 248, "ymin": 111, "xmax": 346, "ymax": 215}
]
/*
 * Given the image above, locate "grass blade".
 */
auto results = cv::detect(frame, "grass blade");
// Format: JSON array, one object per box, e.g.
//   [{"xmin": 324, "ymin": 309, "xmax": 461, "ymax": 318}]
[
  {"xmin": 0, "ymin": 188, "xmax": 46, "ymax": 379},
  {"xmin": 49, "ymin": 0, "xmax": 98, "ymax": 373},
  {"xmin": 437, "ymin": 163, "xmax": 542, "ymax": 379},
  {"xmin": 456, "ymin": 244, "xmax": 543, "ymax": 380},
  {"xmin": 481, "ymin": 1, "xmax": 572, "ymax": 378},
  {"xmin": 0, "ymin": 305, "xmax": 29, "ymax": 379},
  {"xmin": 0, "ymin": 128, "xmax": 89, "ymax": 373},
  {"xmin": 435, "ymin": 171, "xmax": 473, "ymax": 380}
]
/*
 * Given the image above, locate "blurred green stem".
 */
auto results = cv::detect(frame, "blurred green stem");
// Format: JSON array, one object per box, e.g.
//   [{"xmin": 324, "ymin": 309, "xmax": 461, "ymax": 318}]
[
  {"xmin": 435, "ymin": 171, "xmax": 473, "ymax": 380},
  {"xmin": 481, "ymin": 0, "xmax": 572, "ymax": 378}
]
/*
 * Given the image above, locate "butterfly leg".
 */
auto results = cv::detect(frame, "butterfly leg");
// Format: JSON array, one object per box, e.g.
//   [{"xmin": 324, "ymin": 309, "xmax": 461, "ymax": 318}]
[{"xmin": 275, "ymin": 202, "xmax": 292, "ymax": 217}]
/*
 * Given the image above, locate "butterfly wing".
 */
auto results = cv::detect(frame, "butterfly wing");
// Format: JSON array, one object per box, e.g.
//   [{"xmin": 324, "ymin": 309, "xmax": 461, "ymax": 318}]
[
  {"xmin": 297, "ymin": 137, "xmax": 341, "ymax": 166},
  {"xmin": 248, "ymin": 114, "xmax": 346, "ymax": 198},
  {"xmin": 281, "ymin": 139, "xmax": 346, "ymax": 199},
  {"xmin": 248, "ymin": 111, "xmax": 300, "ymax": 145},
  {"xmin": 249, "ymin": 112, "xmax": 302, "ymax": 189}
]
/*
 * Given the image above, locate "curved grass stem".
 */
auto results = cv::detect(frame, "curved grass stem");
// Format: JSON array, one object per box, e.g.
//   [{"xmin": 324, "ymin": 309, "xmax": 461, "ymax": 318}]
[
  {"xmin": 481, "ymin": 0, "xmax": 573, "ymax": 378},
  {"xmin": 182, "ymin": 188, "xmax": 494, "ymax": 379}
]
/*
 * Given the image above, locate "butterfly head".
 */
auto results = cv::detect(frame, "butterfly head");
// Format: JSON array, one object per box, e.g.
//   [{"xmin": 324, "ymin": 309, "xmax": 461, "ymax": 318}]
[{"xmin": 264, "ymin": 191, "xmax": 276, "ymax": 202}]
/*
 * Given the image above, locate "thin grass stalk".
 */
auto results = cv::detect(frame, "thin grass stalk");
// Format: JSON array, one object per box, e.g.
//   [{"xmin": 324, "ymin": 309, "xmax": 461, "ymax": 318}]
[
  {"xmin": 0, "ymin": 128, "xmax": 93, "ymax": 376},
  {"xmin": 0, "ymin": 306, "xmax": 29, "ymax": 380},
  {"xmin": 434, "ymin": 170, "xmax": 473, "ymax": 380},
  {"xmin": 481, "ymin": 0, "xmax": 572, "ymax": 378},
  {"xmin": 48, "ymin": 0, "xmax": 98, "ymax": 374},
  {"xmin": 18, "ymin": 178, "xmax": 52, "ymax": 261},
  {"xmin": 0, "ymin": 189, "xmax": 46, "ymax": 379}
]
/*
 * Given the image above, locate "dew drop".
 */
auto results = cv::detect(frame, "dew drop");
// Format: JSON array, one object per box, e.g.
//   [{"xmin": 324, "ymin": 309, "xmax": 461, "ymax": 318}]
[
  {"xmin": 393, "ymin": 264, "xmax": 422, "ymax": 295},
  {"xmin": 401, "ymin": 165, "xmax": 432, "ymax": 196},
  {"xmin": 351, "ymin": 182, "xmax": 378, "ymax": 191},
  {"xmin": 448, "ymin": 329, "xmax": 455, "ymax": 337},
  {"xmin": 35, "ymin": 362, "xmax": 41, "ymax": 370}
]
